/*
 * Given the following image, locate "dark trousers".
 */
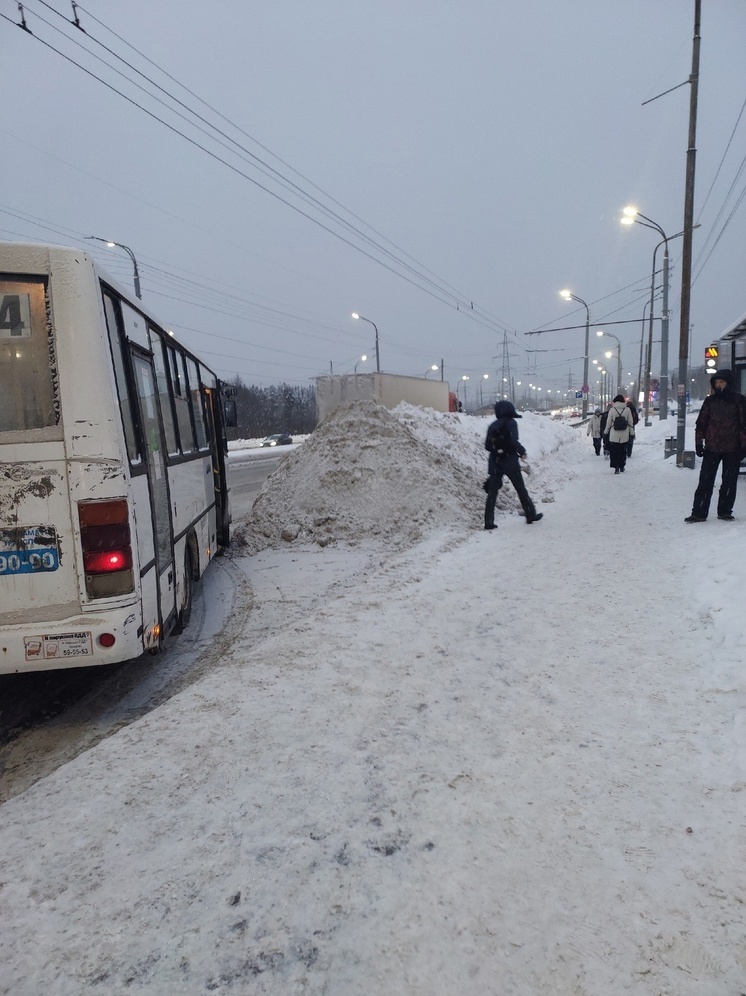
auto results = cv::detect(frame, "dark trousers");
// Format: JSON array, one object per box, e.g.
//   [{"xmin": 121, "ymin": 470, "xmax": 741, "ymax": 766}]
[
  {"xmin": 592, "ymin": 437, "xmax": 601, "ymax": 455},
  {"xmin": 692, "ymin": 451, "xmax": 742, "ymax": 518},
  {"xmin": 609, "ymin": 441, "xmax": 627, "ymax": 470},
  {"xmin": 484, "ymin": 456, "xmax": 537, "ymax": 527},
  {"xmin": 627, "ymin": 435, "xmax": 635, "ymax": 457}
]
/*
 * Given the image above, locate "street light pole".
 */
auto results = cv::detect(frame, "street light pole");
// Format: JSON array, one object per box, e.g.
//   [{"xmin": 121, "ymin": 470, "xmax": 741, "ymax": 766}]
[
  {"xmin": 351, "ymin": 313, "xmax": 380, "ymax": 372},
  {"xmin": 676, "ymin": 0, "xmax": 702, "ymax": 460},
  {"xmin": 560, "ymin": 290, "xmax": 590, "ymax": 418},
  {"xmin": 621, "ymin": 209, "xmax": 695, "ymax": 422},
  {"xmin": 596, "ymin": 329, "xmax": 622, "ymax": 396},
  {"xmin": 86, "ymin": 237, "xmax": 142, "ymax": 299}
]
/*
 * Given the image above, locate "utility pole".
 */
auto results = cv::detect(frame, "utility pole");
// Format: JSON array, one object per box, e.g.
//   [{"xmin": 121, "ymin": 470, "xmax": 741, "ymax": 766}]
[
  {"xmin": 676, "ymin": 0, "xmax": 701, "ymax": 461},
  {"xmin": 500, "ymin": 332, "xmax": 512, "ymax": 404}
]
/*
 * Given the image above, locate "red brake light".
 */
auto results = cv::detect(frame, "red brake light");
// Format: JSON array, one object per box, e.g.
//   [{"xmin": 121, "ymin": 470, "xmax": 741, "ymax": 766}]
[
  {"xmin": 83, "ymin": 548, "xmax": 133, "ymax": 574},
  {"xmin": 78, "ymin": 500, "xmax": 135, "ymax": 596}
]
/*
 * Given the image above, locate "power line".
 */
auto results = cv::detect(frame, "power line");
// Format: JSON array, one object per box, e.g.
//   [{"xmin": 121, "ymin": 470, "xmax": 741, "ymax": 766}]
[{"xmin": 8, "ymin": 2, "xmax": 518, "ymax": 336}]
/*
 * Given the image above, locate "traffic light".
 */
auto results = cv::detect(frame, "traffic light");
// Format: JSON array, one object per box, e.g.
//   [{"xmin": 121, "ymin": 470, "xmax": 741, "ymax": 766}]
[{"xmin": 705, "ymin": 344, "xmax": 719, "ymax": 373}]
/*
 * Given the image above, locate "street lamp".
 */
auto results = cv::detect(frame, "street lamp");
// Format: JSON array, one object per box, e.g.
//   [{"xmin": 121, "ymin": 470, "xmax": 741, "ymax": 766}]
[
  {"xmin": 596, "ymin": 329, "xmax": 622, "ymax": 397},
  {"xmin": 480, "ymin": 373, "xmax": 489, "ymax": 407},
  {"xmin": 354, "ymin": 354, "xmax": 368, "ymax": 373},
  {"xmin": 86, "ymin": 236, "xmax": 141, "ymax": 299},
  {"xmin": 351, "ymin": 313, "xmax": 380, "ymax": 372},
  {"xmin": 424, "ymin": 364, "xmax": 439, "ymax": 378},
  {"xmin": 560, "ymin": 289, "xmax": 590, "ymax": 418},
  {"xmin": 621, "ymin": 208, "xmax": 697, "ymax": 421}
]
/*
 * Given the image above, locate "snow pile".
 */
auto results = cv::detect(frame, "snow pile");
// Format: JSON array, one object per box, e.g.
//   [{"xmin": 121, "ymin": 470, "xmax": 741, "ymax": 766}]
[{"xmin": 239, "ymin": 401, "xmax": 569, "ymax": 553}]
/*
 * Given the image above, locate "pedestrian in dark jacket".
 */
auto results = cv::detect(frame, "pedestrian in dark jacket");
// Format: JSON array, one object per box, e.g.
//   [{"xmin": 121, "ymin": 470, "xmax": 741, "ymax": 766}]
[
  {"xmin": 483, "ymin": 401, "xmax": 543, "ymax": 530},
  {"xmin": 626, "ymin": 400, "xmax": 640, "ymax": 457},
  {"xmin": 685, "ymin": 368, "xmax": 746, "ymax": 522},
  {"xmin": 599, "ymin": 405, "xmax": 611, "ymax": 455}
]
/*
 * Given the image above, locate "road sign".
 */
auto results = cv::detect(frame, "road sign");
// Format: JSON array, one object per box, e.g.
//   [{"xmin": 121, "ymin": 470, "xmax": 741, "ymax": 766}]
[{"xmin": 581, "ymin": 384, "xmax": 589, "ymax": 393}]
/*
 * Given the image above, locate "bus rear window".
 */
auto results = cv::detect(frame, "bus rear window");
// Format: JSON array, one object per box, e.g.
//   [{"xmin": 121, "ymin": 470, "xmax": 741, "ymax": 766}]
[{"xmin": 0, "ymin": 277, "xmax": 58, "ymax": 432}]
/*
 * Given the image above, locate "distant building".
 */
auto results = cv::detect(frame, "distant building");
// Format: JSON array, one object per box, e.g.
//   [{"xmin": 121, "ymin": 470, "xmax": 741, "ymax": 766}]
[{"xmin": 315, "ymin": 373, "xmax": 450, "ymax": 423}]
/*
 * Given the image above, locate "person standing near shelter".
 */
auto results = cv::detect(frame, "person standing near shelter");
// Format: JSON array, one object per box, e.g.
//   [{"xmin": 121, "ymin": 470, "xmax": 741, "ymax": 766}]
[
  {"xmin": 587, "ymin": 408, "xmax": 603, "ymax": 455},
  {"xmin": 484, "ymin": 400, "xmax": 543, "ymax": 529},
  {"xmin": 685, "ymin": 368, "xmax": 746, "ymax": 522},
  {"xmin": 604, "ymin": 394, "xmax": 634, "ymax": 474}
]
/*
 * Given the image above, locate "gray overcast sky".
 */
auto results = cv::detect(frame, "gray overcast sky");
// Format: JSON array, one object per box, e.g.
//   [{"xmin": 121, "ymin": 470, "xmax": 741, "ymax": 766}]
[{"xmin": 2, "ymin": 1, "xmax": 745, "ymax": 401}]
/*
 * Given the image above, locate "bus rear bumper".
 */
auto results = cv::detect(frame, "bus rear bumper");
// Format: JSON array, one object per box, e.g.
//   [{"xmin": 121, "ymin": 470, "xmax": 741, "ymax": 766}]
[{"xmin": 0, "ymin": 605, "xmax": 144, "ymax": 674}]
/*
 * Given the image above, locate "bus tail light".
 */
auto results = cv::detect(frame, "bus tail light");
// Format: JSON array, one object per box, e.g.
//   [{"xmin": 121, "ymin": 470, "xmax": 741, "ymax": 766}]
[{"xmin": 78, "ymin": 499, "xmax": 135, "ymax": 598}]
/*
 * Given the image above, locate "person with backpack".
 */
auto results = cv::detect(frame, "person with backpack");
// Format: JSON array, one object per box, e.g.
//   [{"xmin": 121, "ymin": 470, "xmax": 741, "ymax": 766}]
[
  {"xmin": 685, "ymin": 368, "xmax": 746, "ymax": 522},
  {"xmin": 626, "ymin": 399, "xmax": 640, "ymax": 457},
  {"xmin": 586, "ymin": 408, "xmax": 603, "ymax": 455},
  {"xmin": 483, "ymin": 400, "xmax": 543, "ymax": 529},
  {"xmin": 603, "ymin": 394, "xmax": 634, "ymax": 474}
]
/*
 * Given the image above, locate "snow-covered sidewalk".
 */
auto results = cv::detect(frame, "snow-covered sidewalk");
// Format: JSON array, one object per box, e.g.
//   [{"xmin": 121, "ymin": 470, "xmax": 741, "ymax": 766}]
[{"xmin": 0, "ymin": 408, "xmax": 744, "ymax": 995}]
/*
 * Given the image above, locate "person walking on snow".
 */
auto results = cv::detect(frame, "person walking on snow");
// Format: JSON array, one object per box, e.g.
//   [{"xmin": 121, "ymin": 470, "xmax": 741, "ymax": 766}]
[
  {"xmin": 603, "ymin": 394, "xmax": 634, "ymax": 474},
  {"xmin": 685, "ymin": 368, "xmax": 746, "ymax": 522},
  {"xmin": 626, "ymin": 399, "xmax": 640, "ymax": 457},
  {"xmin": 484, "ymin": 400, "xmax": 543, "ymax": 530},
  {"xmin": 587, "ymin": 408, "xmax": 603, "ymax": 455},
  {"xmin": 599, "ymin": 404, "xmax": 612, "ymax": 455}
]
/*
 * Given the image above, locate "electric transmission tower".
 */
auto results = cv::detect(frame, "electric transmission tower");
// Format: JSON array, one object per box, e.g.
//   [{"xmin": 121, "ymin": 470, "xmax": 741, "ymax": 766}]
[{"xmin": 500, "ymin": 332, "xmax": 513, "ymax": 403}]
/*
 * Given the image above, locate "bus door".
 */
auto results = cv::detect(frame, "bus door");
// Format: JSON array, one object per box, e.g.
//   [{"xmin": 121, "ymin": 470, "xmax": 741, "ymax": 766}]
[
  {"xmin": 131, "ymin": 352, "xmax": 175, "ymax": 630},
  {"xmin": 203, "ymin": 386, "xmax": 231, "ymax": 548}
]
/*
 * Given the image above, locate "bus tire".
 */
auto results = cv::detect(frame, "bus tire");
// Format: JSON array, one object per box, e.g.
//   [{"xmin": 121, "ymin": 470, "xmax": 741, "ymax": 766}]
[{"xmin": 174, "ymin": 545, "xmax": 194, "ymax": 634}]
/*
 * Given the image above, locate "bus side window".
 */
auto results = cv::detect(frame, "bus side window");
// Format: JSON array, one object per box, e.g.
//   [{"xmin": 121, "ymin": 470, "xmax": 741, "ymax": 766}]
[
  {"xmin": 185, "ymin": 356, "xmax": 208, "ymax": 450},
  {"xmin": 103, "ymin": 293, "xmax": 141, "ymax": 464},
  {"xmin": 167, "ymin": 344, "xmax": 193, "ymax": 454},
  {"xmin": 150, "ymin": 330, "xmax": 179, "ymax": 457},
  {"xmin": 0, "ymin": 278, "xmax": 58, "ymax": 432}
]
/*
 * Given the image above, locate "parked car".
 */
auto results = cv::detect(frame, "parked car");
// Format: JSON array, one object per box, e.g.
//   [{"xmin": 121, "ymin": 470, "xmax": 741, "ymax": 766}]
[{"xmin": 260, "ymin": 432, "xmax": 293, "ymax": 447}]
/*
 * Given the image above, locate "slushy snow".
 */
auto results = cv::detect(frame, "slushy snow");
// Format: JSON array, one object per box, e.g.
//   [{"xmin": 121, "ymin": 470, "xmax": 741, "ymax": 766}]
[{"xmin": 0, "ymin": 402, "xmax": 744, "ymax": 995}]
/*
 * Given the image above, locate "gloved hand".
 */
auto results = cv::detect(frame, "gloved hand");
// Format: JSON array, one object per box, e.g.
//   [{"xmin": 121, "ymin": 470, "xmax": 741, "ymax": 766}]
[{"xmin": 696, "ymin": 442, "xmax": 705, "ymax": 457}]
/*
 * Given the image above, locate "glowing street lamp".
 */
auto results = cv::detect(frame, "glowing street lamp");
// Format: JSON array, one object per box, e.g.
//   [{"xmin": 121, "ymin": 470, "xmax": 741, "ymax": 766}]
[
  {"xmin": 560, "ymin": 289, "xmax": 590, "ymax": 418},
  {"xmin": 424, "ymin": 364, "xmax": 439, "ymax": 378},
  {"xmin": 351, "ymin": 313, "xmax": 380, "ymax": 372},
  {"xmin": 86, "ymin": 236, "xmax": 141, "ymax": 299},
  {"xmin": 354, "ymin": 354, "xmax": 368, "ymax": 373},
  {"xmin": 620, "ymin": 207, "xmax": 697, "ymax": 424},
  {"xmin": 596, "ymin": 328, "xmax": 622, "ymax": 396}
]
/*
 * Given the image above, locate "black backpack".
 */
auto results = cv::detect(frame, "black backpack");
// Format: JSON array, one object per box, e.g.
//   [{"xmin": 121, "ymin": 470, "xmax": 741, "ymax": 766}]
[
  {"xmin": 486, "ymin": 421, "xmax": 511, "ymax": 456},
  {"xmin": 612, "ymin": 409, "xmax": 628, "ymax": 431}
]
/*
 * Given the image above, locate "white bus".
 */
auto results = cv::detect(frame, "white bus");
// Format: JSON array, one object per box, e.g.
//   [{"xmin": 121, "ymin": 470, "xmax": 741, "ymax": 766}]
[{"xmin": 0, "ymin": 242, "xmax": 234, "ymax": 674}]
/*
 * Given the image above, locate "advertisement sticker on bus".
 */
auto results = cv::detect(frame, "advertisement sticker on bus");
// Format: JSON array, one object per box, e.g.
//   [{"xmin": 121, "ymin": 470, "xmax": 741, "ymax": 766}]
[
  {"xmin": 0, "ymin": 526, "xmax": 59, "ymax": 575},
  {"xmin": 24, "ymin": 632, "xmax": 93, "ymax": 660}
]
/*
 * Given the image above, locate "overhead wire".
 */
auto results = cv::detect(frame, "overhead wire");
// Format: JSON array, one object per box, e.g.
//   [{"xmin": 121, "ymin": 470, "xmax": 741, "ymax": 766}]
[{"xmin": 9, "ymin": 1, "xmax": 518, "ymax": 336}]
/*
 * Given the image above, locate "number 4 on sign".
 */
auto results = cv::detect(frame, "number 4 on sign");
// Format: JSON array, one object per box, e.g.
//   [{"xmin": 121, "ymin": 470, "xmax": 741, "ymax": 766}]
[{"xmin": 0, "ymin": 293, "xmax": 31, "ymax": 338}]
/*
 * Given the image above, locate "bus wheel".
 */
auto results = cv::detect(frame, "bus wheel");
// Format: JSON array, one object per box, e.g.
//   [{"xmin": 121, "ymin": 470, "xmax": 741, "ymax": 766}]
[{"xmin": 174, "ymin": 545, "xmax": 194, "ymax": 634}]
